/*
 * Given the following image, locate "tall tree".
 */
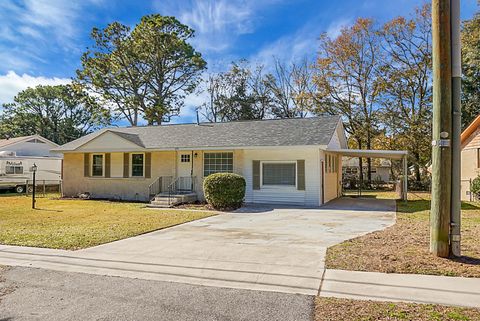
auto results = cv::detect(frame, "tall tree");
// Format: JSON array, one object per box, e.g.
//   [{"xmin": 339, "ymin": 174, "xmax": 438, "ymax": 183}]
[
  {"xmin": 0, "ymin": 84, "xmax": 110, "ymax": 144},
  {"xmin": 77, "ymin": 15, "xmax": 206, "ymax": 126},
  {"xmin": 378, "ymin": 5, "xmax": 432, "ymax": 182},
  {"xmin": 202, "ymin": 60, "xmax": 271, "ymax": 122},
  {"xmin": 266, "ymin": 58, "xmax": 311, "ymax": 118},
  {"xmin": 461, "ymin": 12, "xmax": 480, "ymax": 129},
  {"xmin": 313, "ymin": 18, "xmax": 383, "ymax": 182}
]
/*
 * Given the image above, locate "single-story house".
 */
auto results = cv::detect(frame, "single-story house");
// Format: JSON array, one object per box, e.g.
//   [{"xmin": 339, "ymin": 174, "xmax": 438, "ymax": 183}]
[
  {"xmin": 53, "ymin": 116, "xmax": 408, "ymax": 206},
  {"xmin": 460, "ymin": 115, "xmax": 480, "ymax": 200},
  {"xmin": 342, "ymin": 157, "xmax": 392, "ymax": 182}
]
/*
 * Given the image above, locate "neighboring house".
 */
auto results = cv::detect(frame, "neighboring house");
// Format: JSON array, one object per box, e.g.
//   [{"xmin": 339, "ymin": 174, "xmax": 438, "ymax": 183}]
[
  {"xmin": 342, "ymin": 157, "xmax": 392, "ymax": 182},
  {"xmin": 53, "ymin": 116, "xmax": 408, "ymax": 206},
  {"xmin": 0, "ymin": 135, "xmax": 62, "ymax": 193},
  {"xmin": 460, "ymin": 115, "xmax": 480, "ymax": 200}
]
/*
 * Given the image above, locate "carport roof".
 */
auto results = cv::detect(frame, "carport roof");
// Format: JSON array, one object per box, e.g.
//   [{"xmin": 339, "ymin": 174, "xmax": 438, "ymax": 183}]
[{"xmin": 327, "ymin": 148, "xmax": 407, "ymax": 160}]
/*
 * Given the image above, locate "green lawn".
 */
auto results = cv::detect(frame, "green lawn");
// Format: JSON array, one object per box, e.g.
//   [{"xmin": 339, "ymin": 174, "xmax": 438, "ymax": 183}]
[
  {"xmin": 326, "ymin": 191, "xmax": 480, "ymax": 277},
  {"xmin": 0, "ymin": 194, "xmax": 216, "ymax": 250}
]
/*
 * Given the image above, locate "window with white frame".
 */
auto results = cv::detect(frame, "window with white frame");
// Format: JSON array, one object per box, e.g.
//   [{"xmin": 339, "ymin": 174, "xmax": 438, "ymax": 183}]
[
  {"xmin": 262, "ymin": 162, "xmax": 296, "ymax": 186},
  {"xmin": 131, "ymin": 153, "xmax": 144, "ymax": 177},
  {"xmin": 181, "ymin": 154, "xmax": 191, "ymax": 163},
  {"xmin": 203, "ymin": 152, "xmax": 233, "ymax": 176},
  {"xmin": 91, "ymin": 154, "xmax": 104, "ymax": 177}
]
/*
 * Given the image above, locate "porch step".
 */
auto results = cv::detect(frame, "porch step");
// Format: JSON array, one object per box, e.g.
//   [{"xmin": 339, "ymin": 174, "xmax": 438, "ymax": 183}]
[{"xmin": 147, "ymin": 192, "xmax": 197, "ymax": 208}]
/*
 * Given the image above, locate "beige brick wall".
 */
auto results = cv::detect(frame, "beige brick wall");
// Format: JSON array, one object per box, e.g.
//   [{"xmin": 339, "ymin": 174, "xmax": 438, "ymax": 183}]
[
  {"xmin": 62, "ymin": 151, "xmax": 175, "ymax": 201},
  {"xmin": 63, "ymin": 150, "xmax": 245, "ymax": 202}
]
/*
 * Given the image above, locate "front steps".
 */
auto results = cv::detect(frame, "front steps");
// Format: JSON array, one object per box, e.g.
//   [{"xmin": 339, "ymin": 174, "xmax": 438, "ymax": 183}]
[{"xmin": 147, "ymin": 192, "xmax": 197, "ymax": 208}]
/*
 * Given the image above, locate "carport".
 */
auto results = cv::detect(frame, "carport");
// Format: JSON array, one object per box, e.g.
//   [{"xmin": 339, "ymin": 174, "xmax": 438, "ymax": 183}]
[{"xmin": 327, "ymin": 149, "xmax": 409, "ymax": 201}]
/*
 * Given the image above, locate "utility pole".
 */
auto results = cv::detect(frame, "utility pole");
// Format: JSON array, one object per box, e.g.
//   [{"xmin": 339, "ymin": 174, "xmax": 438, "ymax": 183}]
[
  {"xmin": 430, "ymin": 0, "xmax": 453, "ymax": 258},
  {"xmin": 430, "ymin": 0, "xmax": 462, "ymax": 257}
]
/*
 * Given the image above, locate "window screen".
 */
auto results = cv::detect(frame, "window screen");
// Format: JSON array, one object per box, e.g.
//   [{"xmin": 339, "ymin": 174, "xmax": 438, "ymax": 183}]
[
  {"xmin": 262, "ymin": 163, "xmax": 296, "ymax": 186},
  {"xmin": 203, "ymin": 152, "xmax": 233, "ymax": 176},
  {"xmin": 92, "ymin": 154, "xmax": 103, "ymax": 176},
  {"xmin": 131, "ymin": 153, "xmax": 144, "ymax": 177}
]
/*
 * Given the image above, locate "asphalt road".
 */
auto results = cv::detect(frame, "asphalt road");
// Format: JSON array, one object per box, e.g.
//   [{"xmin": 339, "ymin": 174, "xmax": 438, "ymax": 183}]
[{"xmin": 0, "ymin": 266, "xmax": 314, "ymax": 321}]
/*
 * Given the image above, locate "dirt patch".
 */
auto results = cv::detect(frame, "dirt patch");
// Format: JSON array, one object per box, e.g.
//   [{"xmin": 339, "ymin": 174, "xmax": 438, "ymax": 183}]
[
  {"xmin": 326, "ymin": 193, "xmax": 480, "ymax": 277},
  {"xmin": 315, "ymin": 297, "xmax": 480, "ymax": 321}
]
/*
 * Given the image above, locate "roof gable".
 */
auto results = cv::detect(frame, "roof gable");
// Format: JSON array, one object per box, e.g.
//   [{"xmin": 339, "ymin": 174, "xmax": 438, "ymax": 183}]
[
  {"xmin": 77, "ymin": 131, "xmax": 144, "ymax": 152},
  {"xmin": 0, "ymin": 135, "xmax": 58, "ymax": 150}
]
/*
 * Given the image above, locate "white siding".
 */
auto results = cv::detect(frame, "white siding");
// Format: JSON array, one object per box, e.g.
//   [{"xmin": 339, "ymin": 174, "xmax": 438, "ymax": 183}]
[
  {"xmin": 78, "ymin": 132, "xmax": 142, "ymax": 152},
  {"xmin": 242, "ymin": 148, "xmax": 321, "ymax": 206},
  {"xmin": 327, "ymin": 121, "xmax": 347, "ymax": 149}
]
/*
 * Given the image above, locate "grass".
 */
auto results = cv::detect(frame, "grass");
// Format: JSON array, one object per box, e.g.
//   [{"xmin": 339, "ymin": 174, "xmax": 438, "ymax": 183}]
[
  {"xmin": 0, "ymin": 194, "xmax": 216, "ymax": 250},
  {"xmin": 326, "ymin": 191, "xmax": 480, "ymax": 277},
  {"xmin": 315, "ymin": 297, "xmax": 480, "ymax": 321}
]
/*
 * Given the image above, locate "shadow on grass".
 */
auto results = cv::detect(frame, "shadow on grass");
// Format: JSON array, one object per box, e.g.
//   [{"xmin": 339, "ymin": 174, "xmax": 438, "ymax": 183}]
[
  {"xmin": 398, "ymin": 200, "xmax": 480, "ymax": 214},
  {"xmin": 450, "ymin": 255, "xmax": 480, "ymax": 266},
  {"xmin": 35, "ymin": 208, "xmax": 63, "ymax": 213},
  {"xmin": 461, "ymin": 202, "xmax": 480, "ymax": 210}
]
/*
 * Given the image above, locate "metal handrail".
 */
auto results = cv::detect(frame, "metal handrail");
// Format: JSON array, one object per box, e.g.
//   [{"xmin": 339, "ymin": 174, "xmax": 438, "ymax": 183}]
[
  {"xmin": 148, "ymin": 176, "xmax": 173, "ymax": 200},
  {"xmin": 167, "ymin": 176, "xmax": 196, "ymax": 205}
]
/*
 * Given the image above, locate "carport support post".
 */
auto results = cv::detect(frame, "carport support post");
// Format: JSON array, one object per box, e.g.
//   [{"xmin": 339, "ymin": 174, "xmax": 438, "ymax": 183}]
[
  {"xmin": 402, "ymin": 155, "xmax": 408, "ymax": 202},
  {"xmin": 430, "ymin": 0, "xmax": 452, "ymax": 258}
]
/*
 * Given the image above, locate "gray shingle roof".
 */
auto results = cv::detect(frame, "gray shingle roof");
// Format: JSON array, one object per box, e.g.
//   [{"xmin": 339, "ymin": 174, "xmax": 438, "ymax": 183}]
[{"xmin": 54, "ymin": 116, "xmax": 341, "ymax": 151}]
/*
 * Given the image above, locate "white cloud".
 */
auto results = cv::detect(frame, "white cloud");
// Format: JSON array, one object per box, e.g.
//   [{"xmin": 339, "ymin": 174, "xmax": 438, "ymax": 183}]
[
  {"xmin": 0, "ymin": 71, "xmax": 70, "ymax": 105},
  {"xmin": 326, "ymin": 18, "xmax": 352, "ymax": 38},
  {"xmin": 154, "ymin": 0, "xmax": 279, "ymax": 53},
  {"xmin": 0, "ymin": 0, "xmax": 102, "ymax": 71},
  {"xmin": 251, "ymin": 17, "xmax": 353, "ymax": 71}
]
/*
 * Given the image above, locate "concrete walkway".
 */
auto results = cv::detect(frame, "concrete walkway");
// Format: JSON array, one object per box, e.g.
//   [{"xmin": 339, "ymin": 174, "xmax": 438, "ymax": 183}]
[
  {"xmin": 320, "ymin": 269, "xmax": 480, "ymax": 308},
  {"xmin": 0, "ymin": 198, "xmax": 395, "ymax": 296}
]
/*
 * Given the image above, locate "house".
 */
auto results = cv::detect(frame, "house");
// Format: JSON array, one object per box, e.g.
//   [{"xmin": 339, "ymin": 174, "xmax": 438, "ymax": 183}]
[
  {"xmin": 0, "ymin": 135, "xmax": 62, "ymax": 193},
  {"xmin": 53, "ymin": 116, "xmax": 408, "ymax": 206},
  {"xmin": 460, "ymin": 115, "xmax": 480, "ymax": 200},
  {"xmin": 342, "ymin": 157, "xmax": 392, "ymax": 183}
]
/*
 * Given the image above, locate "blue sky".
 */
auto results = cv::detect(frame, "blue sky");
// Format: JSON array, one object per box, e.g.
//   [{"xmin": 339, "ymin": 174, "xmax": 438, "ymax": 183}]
[{"xmin": 0, "ymin": 0, "xmax": 478, "ymax": 123}]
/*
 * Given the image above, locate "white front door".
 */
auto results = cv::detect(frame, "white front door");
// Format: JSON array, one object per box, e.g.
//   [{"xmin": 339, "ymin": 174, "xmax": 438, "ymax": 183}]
[{"xmin": 177, "ymin": 153, "xmax": 192, "ymax": 191}]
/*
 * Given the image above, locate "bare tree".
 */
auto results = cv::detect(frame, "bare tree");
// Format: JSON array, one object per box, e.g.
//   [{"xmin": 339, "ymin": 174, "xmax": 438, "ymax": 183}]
[
  {"xmin": 266, "ymin": 58, "xmax": 311, "ymax": 118},
  {"xmin": 312, "ymin": 18, "xmax": 383, "ymax": 182},
  {"xmin": 379, "ymin": 5, "xmax": 432, "ymax": 182}
]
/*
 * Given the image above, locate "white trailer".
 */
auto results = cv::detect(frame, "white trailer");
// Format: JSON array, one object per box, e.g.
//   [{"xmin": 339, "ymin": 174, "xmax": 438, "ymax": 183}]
[{"xmin": 0, "ymin": 154, "xmax": 62, "ymax": 193}]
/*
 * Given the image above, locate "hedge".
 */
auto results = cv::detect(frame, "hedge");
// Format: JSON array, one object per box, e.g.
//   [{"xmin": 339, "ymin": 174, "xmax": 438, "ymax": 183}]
[{"xmin": 203, "ymin": 173, "xmax": 246, "ymax": 210}]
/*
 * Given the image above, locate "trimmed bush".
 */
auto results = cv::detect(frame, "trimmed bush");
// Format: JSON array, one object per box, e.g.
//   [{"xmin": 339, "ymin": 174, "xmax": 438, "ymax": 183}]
[
  {"xmin": 471, "ymin": 176, "xmax": 480, "ymax": 199},
  {"xmin": 203, "ymin": 173, "xmax": 246, "ymax": 210}
]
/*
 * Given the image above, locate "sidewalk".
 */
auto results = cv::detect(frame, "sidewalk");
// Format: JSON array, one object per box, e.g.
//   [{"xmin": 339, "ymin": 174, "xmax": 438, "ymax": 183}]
[
  {"xmin": 320, "ymin": 269, "xmax": 480, "ymax": 308},
  {"xmin": 1, "ymin": 244, "xmax": 480, "ymax": 308}
]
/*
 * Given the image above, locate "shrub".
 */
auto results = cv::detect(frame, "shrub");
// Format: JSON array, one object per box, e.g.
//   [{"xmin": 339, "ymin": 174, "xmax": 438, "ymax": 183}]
[
  {"xmin": 471, "ymin": 176, "xmax": 480, "ymax": 199},
  {"xmin": 203, "ymin": 173, "xmax": 246, "ymax": 210}
]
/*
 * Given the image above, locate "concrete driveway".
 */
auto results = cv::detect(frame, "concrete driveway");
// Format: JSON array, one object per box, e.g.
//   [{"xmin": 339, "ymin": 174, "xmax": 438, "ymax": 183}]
[{"xmin": 0, "ymin": 197, "xmax": 395, "ymax": 295}]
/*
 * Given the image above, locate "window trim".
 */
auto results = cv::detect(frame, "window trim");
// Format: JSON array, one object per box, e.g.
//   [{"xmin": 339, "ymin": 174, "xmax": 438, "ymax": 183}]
[
  {"xmin": 91, "ymin": 153, "xmax": 105, "ymax": 177},
  {"xmin": 202, "ymin": 151, "xmax": 234, "ymax": 177},
  {"xmin": 260, "ymin": 161, "xmax": 297, "ymax": 188},
  {"xmin": 130, "ymin": 152, "xmax": 145, "ymax": 178}
]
